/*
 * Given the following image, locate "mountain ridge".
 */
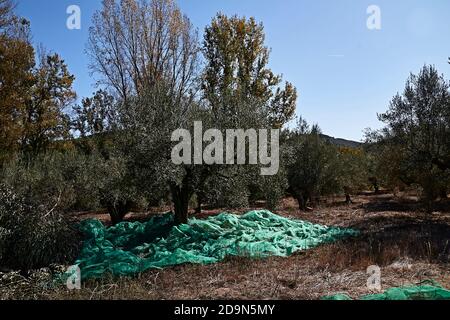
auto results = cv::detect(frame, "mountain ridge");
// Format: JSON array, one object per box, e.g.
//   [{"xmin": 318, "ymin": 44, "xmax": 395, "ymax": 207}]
[{"xmin": 320, "ymin": 134, "xmax": 363, "ymax": 148}]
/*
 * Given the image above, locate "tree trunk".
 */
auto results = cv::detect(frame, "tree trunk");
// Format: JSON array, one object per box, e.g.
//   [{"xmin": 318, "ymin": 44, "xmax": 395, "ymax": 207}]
[
  {"xmin": 369, "ymin": 177, "xmax": 380, "ymax": 194},
  {"xmin": 345, "ymin": 193, "xmax": 353, "ymax": 204},
  {"xmin": 195, "ymin": 193, "xmax": 204, "ymax": 215},
  {"xmin": 296, "ymin": 193, "xmax": 307, "ymax": 211},
  {"xmin": 374, "ymin": 184, "xmax": 380, "ymax": 194},
  {"xmin": 170, "ymin": 169, "xmax": 193, "ymax": 225},
  {"xmin": 107, "ymin": 200, "xmax": 133, "ymax": 225},
  {"xmin": 171, "ymin": 185, "xmax": 190, "ymax": 225}
]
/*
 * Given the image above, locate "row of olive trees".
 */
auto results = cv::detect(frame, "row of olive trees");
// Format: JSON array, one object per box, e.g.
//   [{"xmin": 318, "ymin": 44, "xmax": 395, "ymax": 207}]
[
  {"xmin": 96, "ymin": 2, "xmax": 381, "ymax": 221},
  {"xmin": 0, "ymin": 1, "xmax": 375, "ymax": 272},
  {"xmin": 1, "ymin": 0, "xmax": 372, "ymax": 231},
  {"xmin": 1, "ymin": 0, "xmax": 293, "ymax": 229},
  {"xmin": 22, "ymin": 0, "xmax": 369, "ymax": 224},
  {"xmin": 282, "ymin": 118, "xmax": 369, "ymax": 211}
]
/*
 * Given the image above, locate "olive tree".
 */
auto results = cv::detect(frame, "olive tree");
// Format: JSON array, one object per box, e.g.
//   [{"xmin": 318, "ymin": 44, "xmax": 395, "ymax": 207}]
[
  {"xmin": 86, "ymin": 3, "xmax": 298, "ymax": 223},
  {"xmin": 284, "ymin": 119, "xmax": 340, "ymax": 211},
  {"xmin": 376, "ymin": 65, "xmax": 450, "ymax": 203},
  {"xmin": 86, "ymin": 0, "xmax": 201, "ymax": 225},
  {"xmin": 335, "ymin": 147, "xmax": 369, "ymax": 204}
]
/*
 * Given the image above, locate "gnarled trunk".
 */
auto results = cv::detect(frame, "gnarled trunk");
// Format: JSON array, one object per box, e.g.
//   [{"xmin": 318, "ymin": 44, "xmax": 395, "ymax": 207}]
[
  {"xmin": 345, "ymin": 193, "xmax": 353, "ymax": 204},
  {"xmin": 170, "ymin": 169, "xmax": 193, "ymax": 225},
  {"xmin": 295, "ymin": 191, "xmax": 310, "ymax": 211},
  {"xmin": 106, "ymin": 200, "xmax": 133, "ymax": 225}
]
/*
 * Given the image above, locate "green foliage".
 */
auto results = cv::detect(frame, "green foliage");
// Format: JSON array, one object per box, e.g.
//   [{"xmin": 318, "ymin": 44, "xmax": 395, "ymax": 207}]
[
  {"xmin": 92, "ymin": 151, "xmax": 149, "ymax": 224},
  {"xmin": 201, "ymin": 167, "xmax": 251, "ymax": 210},
  {"xmin": 336, "ymin": 147, "xmax": 369, "ymax": 199},
  {"xmin": 118, "ymin": 84, "xmax": 199, "ymax": 224},
  {"xmin": 374, "ymin": 65, "xmax": 450, "ymax": 202},
  {"xmin": 284, "ymin": 119, "xmax": 340, "ymax": 210},
  {"xmin": 260, "ymin": 171, "xmax": 289, "ymax": 211},
  {"xmin": 1, "ymin": 152, "xmax": 80, "ymax": 212},
  {"xmin": 86, "ymin": 0, "xmax": 201, "ymax": 224},
  {"xmin": 72, "ymin": 89, "xmax": 116, "ymax": 138},
  {"xmin": 247, "ymin": 164, "xmax": 288, "ymax": 211},
  {"xmin": 0, "ymin": 148, "xmax": 148, "ymax": 224},
  {"xmin": 364, "ymin": 133, "xmax": 408, "ymax": 192},
  {"xmin": 283, "ymin": 117, "xmax": 370, "ymax": 209}
]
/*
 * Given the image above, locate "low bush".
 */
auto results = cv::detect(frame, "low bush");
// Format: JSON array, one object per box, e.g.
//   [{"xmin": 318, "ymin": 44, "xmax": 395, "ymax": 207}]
[{"xmin": 0, "ymin": 184, "xmax": 81, "ymax": 271}]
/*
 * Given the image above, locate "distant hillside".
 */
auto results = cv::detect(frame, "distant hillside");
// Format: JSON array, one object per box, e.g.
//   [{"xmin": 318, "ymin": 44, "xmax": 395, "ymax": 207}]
[{"xmin": 320, "ymin": 134, "xmax": 362, "ymax": 148}]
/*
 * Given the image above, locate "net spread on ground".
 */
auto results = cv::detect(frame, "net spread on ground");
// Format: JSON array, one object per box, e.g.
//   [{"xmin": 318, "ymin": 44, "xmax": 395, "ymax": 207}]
[
  {"xmin": 74, "ymin": 210, "xmax": 358, "ymax": 279},
  {"xmin": 322, "ymin": 280, "xmax": 450, "ymax": 300}
]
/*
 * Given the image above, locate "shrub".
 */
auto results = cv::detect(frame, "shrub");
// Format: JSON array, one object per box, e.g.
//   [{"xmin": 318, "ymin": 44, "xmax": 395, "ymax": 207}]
[
  {"xmin": 0, "ymin": 150, "xmax": 147, "ymax": 224},
  {"xmin": 0, "ymin": 184, "xmax": 81, "ymax": 271},
  {"xmin": 261, "ymin": 172, "xmax": 288, "ymax": 211},
  {"xmin": 248, "ymin": 168, "xmax": 288, "ymax": 211},
  {"xmin": 1, "ymin": 152, "xmax": 80, "ymax": 212}
]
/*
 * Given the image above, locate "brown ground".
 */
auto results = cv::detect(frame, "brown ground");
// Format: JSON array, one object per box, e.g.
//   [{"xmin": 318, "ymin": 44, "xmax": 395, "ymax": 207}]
[{"xmin": 2, "ymin": 192, "xmax": 450, "ymax": 300}]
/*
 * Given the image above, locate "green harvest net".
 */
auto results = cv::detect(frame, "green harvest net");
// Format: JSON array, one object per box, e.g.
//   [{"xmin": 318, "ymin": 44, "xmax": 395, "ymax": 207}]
[
  {"xmin": 72, "ymin": 210, "xmax": 358, "ymax": 279},
  {"xmin": 322, "ymin": 280, "xmax": 450, "ymax": 300}
]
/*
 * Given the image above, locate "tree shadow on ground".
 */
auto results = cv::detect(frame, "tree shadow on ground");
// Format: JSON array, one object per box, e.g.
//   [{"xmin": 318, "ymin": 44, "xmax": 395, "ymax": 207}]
[
  {"xmin": 311, "ymin": 192, "xmax": 450, "ymax": 271},
  {"xmin": 316, "ymin": 218, "xmax": 450, "ymax": 271},
  {"xmin": 358, "ymin": 194, "xmax": 450, "ymax": 214}
]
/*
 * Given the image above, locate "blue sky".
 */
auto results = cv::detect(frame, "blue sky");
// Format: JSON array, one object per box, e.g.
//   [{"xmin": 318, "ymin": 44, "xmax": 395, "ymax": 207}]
[{"xmin": 16, "ymin": 0, "xmax": 450, "ymax": 141}]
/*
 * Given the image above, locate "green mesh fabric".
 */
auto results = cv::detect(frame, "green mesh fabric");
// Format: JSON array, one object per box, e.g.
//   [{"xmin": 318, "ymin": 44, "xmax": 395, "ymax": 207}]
[
  {"xmin": 323, "ymin": 281, "xmax": 450, "ymax": 300},
  {"xmin": 74, "ymin": 210, "xmax": 358, "ymax": 279}
]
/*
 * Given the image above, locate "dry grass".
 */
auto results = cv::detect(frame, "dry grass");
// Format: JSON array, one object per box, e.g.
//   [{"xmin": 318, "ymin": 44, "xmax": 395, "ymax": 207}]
[{"xmin": 2, "ymin": 193, "xmax": 450, "ymax": 300}]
